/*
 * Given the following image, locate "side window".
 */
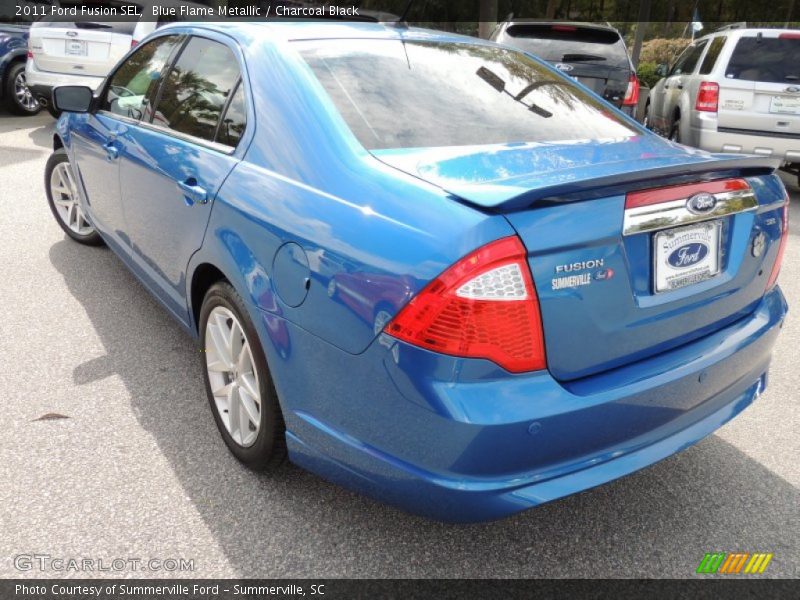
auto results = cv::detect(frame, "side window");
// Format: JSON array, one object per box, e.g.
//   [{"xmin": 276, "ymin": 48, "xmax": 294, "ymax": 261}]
[
  {"xmin": 101, "ymin": 35, "xmax": 182, "ymax": 119},
  {"xmin": 699, "ymin": 37, "xmax": 726, "ymax": 75},
  {"xmin": 216, "ymin": 83, "xmax": 247, "ymax": 148},
  {"xmin": 670, "ymin": 41, "xmax": 707, "ymax": 76},
  {"xmin": 150, "ymin": 37, "xmax": 241, "ymax": 143}
]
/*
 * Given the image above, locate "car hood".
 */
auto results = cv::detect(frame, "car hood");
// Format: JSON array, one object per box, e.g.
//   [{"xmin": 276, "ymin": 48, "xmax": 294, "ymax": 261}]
[{"xmin": 371, "ymin": 135, "xmax": 780, "ymax": 211}]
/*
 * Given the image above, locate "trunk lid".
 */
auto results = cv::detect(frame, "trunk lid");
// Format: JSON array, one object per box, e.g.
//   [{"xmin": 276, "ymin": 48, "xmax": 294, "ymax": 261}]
[
  {"xmin": 718, "ymin": 33, "xmax": 800, "ymax": 136},
  {"xmin": 29, "ymin": 22, "xmax": 132, "ymax": 77},
  {"xmin": 374, "ymin": 136, "xmax": 785, "ymax": 380},
  {"xmin": 552, "ymin": 63, "xmax": 629, "ymax": 107}
]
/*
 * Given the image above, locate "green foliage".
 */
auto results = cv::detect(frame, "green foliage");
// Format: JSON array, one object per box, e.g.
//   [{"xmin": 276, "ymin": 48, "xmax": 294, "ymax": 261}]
[
  {"xmin": 640, "ymin": 38, "xmax": 691, "ymax": 66},
  {"xmin": 636, "ymin": 62, "xmax": 661, "ymax": 89}
]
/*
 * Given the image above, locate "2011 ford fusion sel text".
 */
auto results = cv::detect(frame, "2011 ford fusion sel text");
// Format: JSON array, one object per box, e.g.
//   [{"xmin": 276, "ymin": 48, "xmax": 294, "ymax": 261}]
[{"xmin": 45, "ymin": 21, "xmax": 789, "ymax": 522}]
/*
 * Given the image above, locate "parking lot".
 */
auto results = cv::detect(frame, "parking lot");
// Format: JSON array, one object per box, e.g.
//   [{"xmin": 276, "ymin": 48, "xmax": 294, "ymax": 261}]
[{"xmin": 0, "ymin": 110, "xmax": 798, "ymax": 579}]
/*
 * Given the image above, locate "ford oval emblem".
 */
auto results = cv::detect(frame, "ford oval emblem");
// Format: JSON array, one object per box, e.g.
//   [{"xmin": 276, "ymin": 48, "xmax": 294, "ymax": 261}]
[
  {"xmin": 687, "ymin": 192, "xmax": 717, "ymax": 214},
  {"xmin": 555, "ymin": 63, "xmax": 574, "ymax": 72},
  {"xmin": 66, "ymin": 31, "xmax": 78, "ymax": 37},
  {"xmin": 668, "ymin": 243, "xmax": 709, "ymax": 268}
]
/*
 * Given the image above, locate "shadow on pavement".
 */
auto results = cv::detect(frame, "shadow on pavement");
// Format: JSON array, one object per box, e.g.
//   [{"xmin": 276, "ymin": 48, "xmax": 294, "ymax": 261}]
[{"xmin": 48, "ymin": 237, "xmax": 799, "ymax": 578}]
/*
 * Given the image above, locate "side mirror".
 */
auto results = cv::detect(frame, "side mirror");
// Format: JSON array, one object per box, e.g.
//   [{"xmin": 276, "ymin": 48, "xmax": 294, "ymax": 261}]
[
  {"xmin": 655, "ymin": 63, "xmax": 668, "ymax": 77},
  {"xmin": 52, "ymin": 86, "xmax": 94, "ymax": 113}
]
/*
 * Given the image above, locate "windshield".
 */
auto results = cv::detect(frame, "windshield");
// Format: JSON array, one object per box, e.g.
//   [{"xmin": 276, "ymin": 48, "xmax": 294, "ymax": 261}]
[
  {"xmin": 503, "ymin": 24, "xmax": 630, "ymax": 69},
  {"xmin": 297, "ymin": 39, "xmax": 637, "ymax": 150},
  {"xmin": 726, "ymin": 36, "xmax": 800, "ymax": 83}
]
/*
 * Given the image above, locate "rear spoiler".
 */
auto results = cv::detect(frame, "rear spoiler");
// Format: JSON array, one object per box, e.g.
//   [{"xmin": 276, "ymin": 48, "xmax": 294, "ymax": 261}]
[{"xmin": 447, "ymin": 155, "xmax": 781, "ymax": 213}]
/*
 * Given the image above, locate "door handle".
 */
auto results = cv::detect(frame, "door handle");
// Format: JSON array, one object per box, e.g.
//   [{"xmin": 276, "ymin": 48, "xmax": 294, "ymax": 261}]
[
  {"xmin": 177, "ymin": 178, "xmax": 208, "ymax": 206},
  {"xmin": 676, "ymin": 83, "xmax": 684, "ymax": 90},
  {"xmin": 103, "ymin": 141, "xmax": 119, "ymax": 161}
]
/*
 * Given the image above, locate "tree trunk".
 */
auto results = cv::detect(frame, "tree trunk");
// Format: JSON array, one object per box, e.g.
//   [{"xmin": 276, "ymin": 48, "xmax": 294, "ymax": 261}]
[
  {"xmin": 630, "ymin": 0, "xmax": 652, "ymax": 69},
  {"xmin": 546, "ymin": 0, "xmax": 559, "ymax": 19},
  {"xmin": 478, "ymin": 0, "xmax": 498, "ymax": 40}
]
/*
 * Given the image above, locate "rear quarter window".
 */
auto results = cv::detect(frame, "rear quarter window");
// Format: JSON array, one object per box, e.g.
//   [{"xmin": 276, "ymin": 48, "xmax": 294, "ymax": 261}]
[
  {"xmin": 725, "ymin": 36, "xmax": 800, "ymax": 83},
  {"xmin": 502, "ymin": 24, "xmax": 630, "ymax": 70},
  {"xmin": 699, "ymin": 36, "xmax": 726, "ymax": 75},
  {"xmin": 297, "ymin": 39, "xmax": 637, "ymax": 151}
]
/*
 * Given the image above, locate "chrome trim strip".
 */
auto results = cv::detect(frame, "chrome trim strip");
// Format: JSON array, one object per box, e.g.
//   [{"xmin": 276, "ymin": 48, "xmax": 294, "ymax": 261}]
[{"xmin": 622, "ymin": 189, "xmax": 758, "ymax": 236}]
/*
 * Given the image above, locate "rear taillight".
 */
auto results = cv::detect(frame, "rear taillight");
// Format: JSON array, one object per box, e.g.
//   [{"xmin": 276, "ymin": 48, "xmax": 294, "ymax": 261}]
[
  {"xmin": 625, "ymin": 178, "xmax": 749, "ymax": 209},
  {"xmin": 779, "ymin": 32, "xmax": 800, "ymax": 39},
  {"xmin": 384, "ymin": 236, "xmax": 546, "ymax": 373},
  {"xmin": 696, "ymin": 81, "xmax": 719, "ymax": 112},
  {"xmin": 623, "ymin": 74, "xmax": 640, "ymax": 106},
  {"xmin": 26, "ymin": 50, "xmax": 33, "ymax": 59},
  {"xmin": 766, "ymin": 197, "xmax": 789, "ymax": 290}
]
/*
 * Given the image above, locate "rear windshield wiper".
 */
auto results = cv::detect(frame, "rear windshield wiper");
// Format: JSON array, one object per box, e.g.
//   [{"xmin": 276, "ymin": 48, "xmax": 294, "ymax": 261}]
[
  {"xmin": 561, "ymin": 53, "xmax": 606, "ymax": 62},
  {"xmin": 75, "ymin": 22, "xmax": 113, "ymax": 29}
]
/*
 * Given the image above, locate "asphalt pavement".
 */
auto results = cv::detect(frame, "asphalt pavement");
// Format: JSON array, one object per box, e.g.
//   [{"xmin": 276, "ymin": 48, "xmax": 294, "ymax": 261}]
[{"xmin": 0, "ymin": 111, "xmax": 797, "ymax": 579}]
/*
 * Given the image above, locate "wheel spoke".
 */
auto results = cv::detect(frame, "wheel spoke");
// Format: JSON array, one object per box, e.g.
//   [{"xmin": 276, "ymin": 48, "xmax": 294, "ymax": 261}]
[
  {"xmin": 227, "ymin": 386, "xmax": 241, "ymax": 440},
  {"xmin": 211, "ymin": 380, "xmax": 232, "ymax": 398},
  {"xmin": 207, "ymin": 319, "xmax": 232, "ymax": 367},
  {"xmin": 239, "ymin": 385, "xmax": 260, "ymax": 426},
  {"xmin": 238, "ymin": 371, "xmax": 258, "ymax": 401}
]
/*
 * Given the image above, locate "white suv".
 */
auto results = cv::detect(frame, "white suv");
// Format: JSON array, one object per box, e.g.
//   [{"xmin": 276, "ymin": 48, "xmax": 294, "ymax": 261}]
[
  {"xmin": 25, "ymin": 0, "xmax": 203, "ymax": 116},
  {"xmin": 646, "ymin": 26, "xmax": 800, "ymax": 184}
]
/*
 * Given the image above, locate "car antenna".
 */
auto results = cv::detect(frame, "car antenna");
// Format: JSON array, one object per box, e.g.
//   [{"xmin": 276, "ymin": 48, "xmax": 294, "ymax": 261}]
[{"xmin": 392, "ymin": 0, "xmax": 415, "ymax": 29}]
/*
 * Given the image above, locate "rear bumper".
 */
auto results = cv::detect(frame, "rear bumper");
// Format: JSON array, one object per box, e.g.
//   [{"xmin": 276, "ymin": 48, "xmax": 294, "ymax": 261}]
[
  {"xmin": 691, "ymin": 119, "xmax": 800, "ymax": 165},
  {"xmin": 25, "ymin": 61, "xmax": 105, "ymax": 103},
  {"xmin": 266, "ymin": 287, "xmax": 787, "ymax": 522}
]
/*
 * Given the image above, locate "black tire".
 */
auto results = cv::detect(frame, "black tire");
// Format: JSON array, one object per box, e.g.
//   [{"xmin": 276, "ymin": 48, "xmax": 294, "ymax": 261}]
[
  {"xmin": 200, "ymin": 281, "xmax": 287, "ymax": 470},
  {"xmin": 46, "ymin": 102, "xmax": 62, "ymax": 119},
  {"xmin": 3, "ymin": 62, "xmax": 41, "ymax": 115},
  {"xmin": 44, "ymin": 149, "xmax": 104, "ymax": 246},
  {"xmin": 668, "ymin": 115, "xmax": 681, "ymax": 143},
  {"xmin": 642, "ymin": 101, "xmax": 651, "ymax": 130}
]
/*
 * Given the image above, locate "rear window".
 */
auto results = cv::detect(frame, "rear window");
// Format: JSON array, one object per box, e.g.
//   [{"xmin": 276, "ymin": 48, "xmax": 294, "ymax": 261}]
[
  {"xmin": 297, "ymin": 39, "xmax": 637, "ymax": 150},
  {"xmin": 503, "ymin": 24, "xmax": 630, "ymax": 70},
  {"xmin": 32, "ymin": 1, "xmax": 140, "ymax": 34},
  {"xmin": 725, "ymin": 36, "xmax": 800, "ymax": 82}
]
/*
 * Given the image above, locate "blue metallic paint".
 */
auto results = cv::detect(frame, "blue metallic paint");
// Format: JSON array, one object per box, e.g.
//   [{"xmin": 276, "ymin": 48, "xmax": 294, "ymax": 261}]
[{"xmin": 55, "ymin": 22, "xmax": 788, "ymax": 522}]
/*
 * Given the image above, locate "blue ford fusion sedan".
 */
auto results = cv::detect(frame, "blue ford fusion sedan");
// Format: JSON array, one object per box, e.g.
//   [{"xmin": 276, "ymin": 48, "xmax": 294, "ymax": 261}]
[{"xmin": 45, "ymin": 22, "xmax": 789, "ymax": 522}]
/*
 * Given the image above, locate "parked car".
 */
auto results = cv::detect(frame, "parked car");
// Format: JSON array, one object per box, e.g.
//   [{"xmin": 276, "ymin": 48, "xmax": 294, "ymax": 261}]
[
  {"xmin": 46, "ymin": 22, "xmax": 788, "ymax": 522},
  {"xmin": 646, "ymin": 25, "xmax": 800, "ymax": 186},
  {"xmin": 25, "ymin": 0, "xmax": 205, "ymax": 116},
  {"xmin": 490, "ymin": 20, "xmax": 640, "ymax": 116},
  {"xmin": 0, "ymin": 0, "xmax": 56, "ymax": 115}
]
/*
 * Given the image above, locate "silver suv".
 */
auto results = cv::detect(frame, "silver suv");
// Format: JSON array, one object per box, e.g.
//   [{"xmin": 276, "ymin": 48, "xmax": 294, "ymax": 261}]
[{"xmin": 646, "ymin": 26, "xmax": 800, "ymax": 184}]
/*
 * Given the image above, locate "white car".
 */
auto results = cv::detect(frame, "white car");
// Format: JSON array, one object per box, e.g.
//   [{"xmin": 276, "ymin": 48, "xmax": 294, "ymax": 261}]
[
  {"xmin": 645, "ymin": 25, "xmax": 800, "ymax": 185},
  {"xmin": 25, "ymin": 0, "xmax": 204, "ymax": 116}
]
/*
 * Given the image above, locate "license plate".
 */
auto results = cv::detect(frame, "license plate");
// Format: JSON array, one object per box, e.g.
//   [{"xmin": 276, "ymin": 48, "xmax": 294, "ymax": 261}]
[
  {"xmin": 654, "ymin": 221, "xmax": 721, "ymax": 293},
  {"xmin": 769, "ymin": 95, "xmax": 800, "ymax": 115},
  {"xmin": 65, "ymin": 40, "xmax": 87, "ymax": 57}
]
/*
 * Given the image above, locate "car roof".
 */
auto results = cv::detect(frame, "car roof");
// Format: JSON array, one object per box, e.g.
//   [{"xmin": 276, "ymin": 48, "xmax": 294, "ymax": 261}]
[
  {"xmin": 698, "ymin": 27, "xmax": 800, "ymax": 40},
  {"xmin": 503, "ymin": 20, "xmax": 620, "ymax": 33},
  {"xmin": 159, "ymin": 20, "xmax": 479, "ymax": 45}
]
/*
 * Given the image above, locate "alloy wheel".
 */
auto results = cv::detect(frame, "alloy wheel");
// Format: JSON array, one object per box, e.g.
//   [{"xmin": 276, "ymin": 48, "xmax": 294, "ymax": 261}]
[
  {"xmin": 14, "ymin": 70, "xmax": 39, "ymax": 112},
  {"xmin": 49, "ymin": 162, "xmax": 95, "ymax": 236},
  {"xmin": 205, "ymin": 306, "xmax": 262, "ymax": 447}
]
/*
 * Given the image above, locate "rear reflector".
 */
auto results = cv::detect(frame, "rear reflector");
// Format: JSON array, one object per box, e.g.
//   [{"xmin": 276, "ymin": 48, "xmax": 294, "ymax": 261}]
[
  {"xmin": 27, "ymin": 50, "xmax": 33, "ymax": 59},
  {"xmin": 623, "ymin": 74, "xmax": 640, "ymax": 106},
  {"xmin": 384, "ymin": 236, "xmax": 546, "ymax": 373},
  {"xmin": 696, "ymin": 81, "xmax": 719, "ymax": 112},
  {"xmin": 625, "ymin": 178, "xmax": 750, "ymax": 209},
  {"xmin": 766, "ymin": 197, "xmax": 789, "ymax": 290},
  {"xmin": 779, "ymin": 32, "xmax": 800, "ymax": 39},
  {"xmin": 131, "ymin": 40, "xmax": 139, "ymax": 48}
]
